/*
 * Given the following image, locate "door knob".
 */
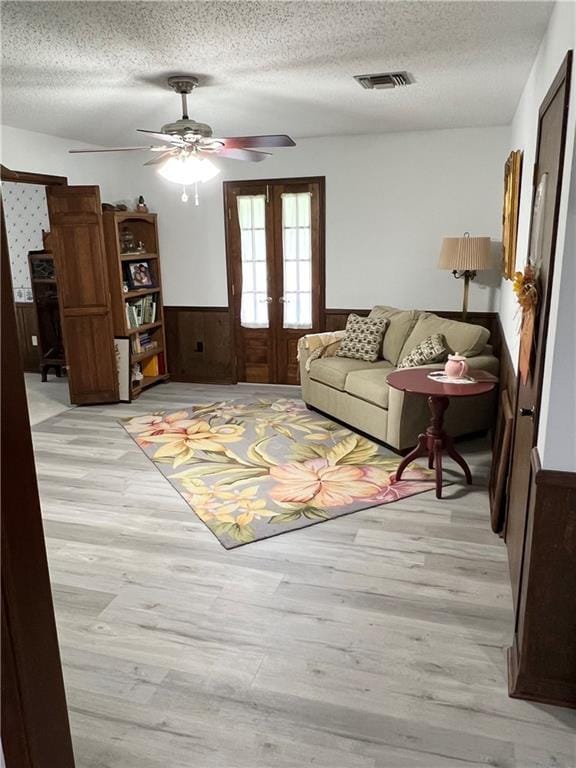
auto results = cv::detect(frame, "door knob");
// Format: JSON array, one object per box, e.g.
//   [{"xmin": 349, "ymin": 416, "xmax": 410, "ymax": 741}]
[
  {"xmin": 278, "ymin": 297, "xmax": 287, "ymax": 303},
  {"xmin": 259, "ymin": 296, "xmax": 273, "ymax": 303},
  {"xmin": 520, "ymin": 407, "xmax": 535, "ymax": 417}
]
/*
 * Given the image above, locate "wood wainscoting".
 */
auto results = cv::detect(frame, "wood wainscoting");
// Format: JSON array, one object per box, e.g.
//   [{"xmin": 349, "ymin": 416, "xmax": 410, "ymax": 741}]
[
  {"xmin": 15, "ymin": 302, "xmax": 39, "ymax": 373},
  {"xmin": 166, "ymin": 305, "xmax": 505, "ymax": 386},
  {"xmin": 165, "ymin": 306, "xmax": 234, "ymax": 384},
  {"xmin": 508, "ymin": 449, "xmax": 576, "ymax": 708}
]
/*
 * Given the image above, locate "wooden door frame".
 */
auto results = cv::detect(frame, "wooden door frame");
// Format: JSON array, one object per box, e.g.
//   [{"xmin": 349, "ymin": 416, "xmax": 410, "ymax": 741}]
[
  {"xmin": 1, "ymin": 165, "xmax": 69, "ymax": 384},
  {"xmin": 223, "ymin": 176, "xmax": 326, "ymax": 383},
  {"xmin": 505, "ymin": 49, "xmax": 572, "ymax": 534},
  {"xmin": 1, "ymin": 163, "xmax": 68, "ymax": 187},
  {"xmin": 1, "ymin": 199, "xmax": 76, "ymax": 767},
  {"xmin": 504, "ymin": 51, "xmax": 572, "ymax": 618},
  {"xmin": 522, "ymin": 51, "xmax": 572, "ymax": 441}
]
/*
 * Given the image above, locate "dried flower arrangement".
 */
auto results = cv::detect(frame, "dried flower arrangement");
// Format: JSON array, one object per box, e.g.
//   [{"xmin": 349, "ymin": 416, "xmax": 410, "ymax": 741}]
[{"xmin": 513, "ymin": 264, "xmax": 538, "ymax": 312}]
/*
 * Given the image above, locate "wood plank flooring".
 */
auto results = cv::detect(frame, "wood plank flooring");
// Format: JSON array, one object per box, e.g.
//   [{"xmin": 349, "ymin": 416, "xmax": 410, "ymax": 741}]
[{"xmin": 29, "ymin": 379, "xmax": 576, "ymax": 768}]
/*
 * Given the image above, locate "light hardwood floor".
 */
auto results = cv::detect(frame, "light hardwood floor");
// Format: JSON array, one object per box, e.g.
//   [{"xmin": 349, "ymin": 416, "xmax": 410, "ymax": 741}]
[{"xmin": 29, "ymin": 378, "xmax": 576, "ymax": 768}]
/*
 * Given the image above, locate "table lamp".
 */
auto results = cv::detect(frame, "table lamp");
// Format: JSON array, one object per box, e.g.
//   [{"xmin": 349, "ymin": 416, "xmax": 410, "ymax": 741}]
[{"xmin": 438, "ymin": 232, "xmax": 492, "ymax": 321}]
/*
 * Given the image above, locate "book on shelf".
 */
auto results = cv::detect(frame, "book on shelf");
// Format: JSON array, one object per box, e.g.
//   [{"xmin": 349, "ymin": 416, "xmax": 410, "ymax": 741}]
[
  {"xmin": 142, "ymin": 355, "xmax": 160, "ymax": 378},
  {"xmin": 130, "ymin": 331, "xmax": 159, "ymax": 356},
  {"xmin": 125, "ymin": 295, "xmax": 158, "ymax": 329}
]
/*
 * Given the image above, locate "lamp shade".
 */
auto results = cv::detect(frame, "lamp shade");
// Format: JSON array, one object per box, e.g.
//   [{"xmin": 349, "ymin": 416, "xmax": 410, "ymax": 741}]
[{"xmin": 438, "ymin": 234, "xmax": 492, "ymax": 271}]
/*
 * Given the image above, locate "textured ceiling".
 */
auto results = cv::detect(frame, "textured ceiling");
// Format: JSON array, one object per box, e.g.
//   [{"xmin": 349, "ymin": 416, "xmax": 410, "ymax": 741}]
[{"xmin": 1, "ymin": 1, "xmax": 553, "ymax": 146}]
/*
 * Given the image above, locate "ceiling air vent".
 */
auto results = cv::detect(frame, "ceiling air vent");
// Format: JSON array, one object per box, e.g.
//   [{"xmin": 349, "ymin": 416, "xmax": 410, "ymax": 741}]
[{"xmin": 354, "ymin": 72, "xmax": 414, "ymax": 90}]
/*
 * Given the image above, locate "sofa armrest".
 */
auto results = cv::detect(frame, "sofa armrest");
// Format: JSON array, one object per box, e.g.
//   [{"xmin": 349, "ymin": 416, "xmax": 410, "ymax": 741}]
[
  {"xmin": 386, "ymin": 355, "xmax": 499, "ymax": 449},
  {"xmin": 298, "ymin": 331, "xmax": 345, "ymax": 372},
  {"xmin": 464, "ymin": 354, "xmax": 500, "ymax": 376},
  {"xmin": 386, "ymin": 375, "xmax": 431, "ymax": 450},
  {"xmin": 297, "ymin": 331, "xmax": 345, "ymax": 356}
]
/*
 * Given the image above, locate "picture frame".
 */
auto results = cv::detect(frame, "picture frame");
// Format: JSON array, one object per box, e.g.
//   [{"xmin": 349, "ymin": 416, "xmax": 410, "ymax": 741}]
[
  {"xmin": 502, "ymin": 149, "xmax": 523, "ymax": 279},
  {"xmin": 127, "ymin": 260, "xmax": 153, "ymax": 289},
  {"xmin": 114, "ymin": 337, "xmax": 131, "ymax": 402}
]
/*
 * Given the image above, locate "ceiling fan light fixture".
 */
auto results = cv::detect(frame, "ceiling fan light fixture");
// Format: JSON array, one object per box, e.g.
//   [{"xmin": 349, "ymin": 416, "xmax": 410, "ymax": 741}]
[{"xmin": 158, "ymin": 153, "xmax": 220, "ymax": 185}]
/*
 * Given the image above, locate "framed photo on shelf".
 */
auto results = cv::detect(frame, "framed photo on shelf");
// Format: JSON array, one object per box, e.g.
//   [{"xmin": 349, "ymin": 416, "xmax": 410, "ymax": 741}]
[{"xmin": 126, "ymin": 260, "xmax": 153, "ymax": 289}]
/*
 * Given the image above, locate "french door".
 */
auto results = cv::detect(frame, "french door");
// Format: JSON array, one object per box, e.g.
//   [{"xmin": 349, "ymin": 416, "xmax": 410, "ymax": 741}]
[{"xmin": 224, "ymin": 177, "xmax": 325, "ymax": 384}]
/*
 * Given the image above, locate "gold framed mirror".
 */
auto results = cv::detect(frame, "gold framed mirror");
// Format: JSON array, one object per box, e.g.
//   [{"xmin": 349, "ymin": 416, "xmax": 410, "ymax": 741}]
[{"xmin": 502, "ymin": 150, "xmax": 523, "ymax": 279}]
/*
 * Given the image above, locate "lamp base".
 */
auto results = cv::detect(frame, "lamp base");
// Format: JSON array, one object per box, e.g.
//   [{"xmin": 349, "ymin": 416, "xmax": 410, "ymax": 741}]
[{"xmin": 451, "ymin": 270, "xmax": 477, "ymax": 322}]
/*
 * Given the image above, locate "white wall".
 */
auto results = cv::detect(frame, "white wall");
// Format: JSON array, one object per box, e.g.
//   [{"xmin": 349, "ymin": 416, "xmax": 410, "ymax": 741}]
[
  {"xmin": 129, "ymin": 126, "xmax": 509, "ymax": 310},
  {"xmin": 539, "ymin": 153, "xmax": 576, "ymax": 471},
  {"xmin": 1, "ymin": 123, "xmax": 509, "ymax": 312},
  {"xmin": 498, "ymin": 0, "xmax": 575, "ymax": 470},
  {"xmin": 2, "ymin": 182, "xmax": 50, "ymax": 301},
  {"xmin": 0, "ymin": 124, "xmax": 134, "ymax": 203},
  {"xmin": 499, "ymin": 0, "xmax": 575, "ymax": 364}
]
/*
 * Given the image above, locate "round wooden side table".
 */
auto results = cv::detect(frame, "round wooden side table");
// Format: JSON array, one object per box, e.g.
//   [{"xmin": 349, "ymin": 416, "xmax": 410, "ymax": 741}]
[{"xmin": 387, "ymin": 368, "xmax": 497, "ymax": 499}]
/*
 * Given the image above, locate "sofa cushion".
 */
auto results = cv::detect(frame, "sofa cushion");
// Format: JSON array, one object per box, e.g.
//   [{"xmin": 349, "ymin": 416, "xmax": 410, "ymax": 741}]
[
  {"xmin": 398, "ymin": 333, "xmax": 450, "ymax": 368},
  {"xmin": 309, "ymin": 357, "xmax": 391, "ymax": 392},
  {"xmin": 336, "ymin": 314, "xmax": 389, "ymax": 362},
  {"xmin": 344, "ymin": 364, "xmax": 395, "ymax": 409},
  {"xmin": 368, "ymin": 306, "xmax": 420, "ymax": 365},
  {"xmin": 399, "ymin": 313, "xmax": 490, "ymax": 361}
]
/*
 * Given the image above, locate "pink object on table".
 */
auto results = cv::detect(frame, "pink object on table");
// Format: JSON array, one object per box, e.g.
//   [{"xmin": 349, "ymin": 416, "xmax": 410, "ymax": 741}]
[{"xmin": 444, "ymin": 353, "xmax": 470, "ymax": 379}]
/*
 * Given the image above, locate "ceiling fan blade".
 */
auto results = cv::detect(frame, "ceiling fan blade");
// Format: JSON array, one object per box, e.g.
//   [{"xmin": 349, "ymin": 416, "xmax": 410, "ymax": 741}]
[
  {"xmin": 137, "ymin": 129, "xmax": 184, "ymax": 145},
  {"xmin": 143, "ymin": 151, "xmax": 175, "ymax": 166},
  {"xmin": 68, "ymin": 147, "xmax": 152, "ymax": 154},
  {"xmin": 213, "ymin": 147, "xmax": 272, "ymax": 162},
  {"xmin": 219, "ymin": 135, "xmax": 296, "ymax": 149}
]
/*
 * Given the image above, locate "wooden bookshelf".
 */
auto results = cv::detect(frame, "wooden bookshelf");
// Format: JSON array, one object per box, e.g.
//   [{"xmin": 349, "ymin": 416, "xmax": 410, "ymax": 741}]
[
  {"xmin": 123, "ymin": 287, "xmax": 160, "ymax": 300},
  {"xmin": 102, "ymin": 212, "xmax": 169, "ymax": 399},
  {"xmin": 131, "ymin": 345, "xmax": 165, "ymax": 363}
]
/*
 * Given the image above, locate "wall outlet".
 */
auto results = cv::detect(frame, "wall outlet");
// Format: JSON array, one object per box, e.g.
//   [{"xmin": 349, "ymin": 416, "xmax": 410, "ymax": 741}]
[{"xmin": 31, "ymin": 335, "xmax": 38, "ymax": 346}]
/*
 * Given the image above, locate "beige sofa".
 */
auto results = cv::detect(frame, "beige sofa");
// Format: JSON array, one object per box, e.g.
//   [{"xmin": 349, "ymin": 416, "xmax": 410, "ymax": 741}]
[{"xmin": 299, "ymin": 306, "xmax": 499, "ymax": 452}]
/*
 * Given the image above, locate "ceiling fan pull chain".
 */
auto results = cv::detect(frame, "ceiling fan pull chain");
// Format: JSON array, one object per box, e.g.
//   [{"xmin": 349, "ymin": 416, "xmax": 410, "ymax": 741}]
[
  {"xmin": 181, "ymin": 185, "xmax": 189, "ymax": 203},
  {"xmin": 194, "ymin": 181, "xmax": 199, "ymax": 207}
]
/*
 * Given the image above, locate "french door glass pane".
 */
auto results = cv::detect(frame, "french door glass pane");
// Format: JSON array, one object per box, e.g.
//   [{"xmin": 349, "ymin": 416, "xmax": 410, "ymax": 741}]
[
  {"xmin": 281, "ymin": 192, "xmax": 313, "ymax": 329},
  {"xmin": 237, "ymin": 195, "xmax": 269, "ymax": 328}
]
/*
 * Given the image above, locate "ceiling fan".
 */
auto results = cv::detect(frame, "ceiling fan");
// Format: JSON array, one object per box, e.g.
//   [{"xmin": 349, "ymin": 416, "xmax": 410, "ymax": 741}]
[{"xmin": 69, "ymin": 75, "xmax": 296, "ymax": 203}]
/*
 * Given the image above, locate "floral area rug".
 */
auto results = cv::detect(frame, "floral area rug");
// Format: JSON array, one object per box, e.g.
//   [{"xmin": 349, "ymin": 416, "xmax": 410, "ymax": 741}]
[{"xmin": 121, "ymin": 398, "xmax": 439, "ymax": 549}]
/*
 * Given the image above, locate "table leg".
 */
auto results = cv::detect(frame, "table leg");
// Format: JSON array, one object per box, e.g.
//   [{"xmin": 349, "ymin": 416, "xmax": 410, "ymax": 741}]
[
  {"xmin": 394, "ymin": 433, "xmax": 428, "ymax": 482},
  {"xmin": 392, "ymin": 394, "xmax": 473, "ymax": 496},
  {"xmin": 434, "ymin": 438, "xmax": 443, "ymax": 498}
]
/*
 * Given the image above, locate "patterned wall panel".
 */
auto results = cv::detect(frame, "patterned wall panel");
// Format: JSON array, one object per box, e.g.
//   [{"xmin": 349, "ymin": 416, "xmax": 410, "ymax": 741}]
[{"xmin": 3, "ymin": 182, "xmax": 50, "ymax": 302}]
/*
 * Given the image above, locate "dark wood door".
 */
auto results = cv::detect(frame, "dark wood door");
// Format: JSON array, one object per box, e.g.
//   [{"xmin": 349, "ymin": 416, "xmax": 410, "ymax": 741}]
[
  {"xmin": 225, "ymin": 177, "xmax": 325, "ymax": 385},
  {"xmin": 2, "ymin": 203, "xmax": 76, "ymax": 768},
  {"xmin": 46, "ymin": 185, "xmax": 119, "ymax": 405},
  {"xmin": 505, "ymin": 53, "xmax": 572, "ymax": 612},
  {"xmin": 226, "ymin": 182, "xmax": 276, "ymax": 383}
]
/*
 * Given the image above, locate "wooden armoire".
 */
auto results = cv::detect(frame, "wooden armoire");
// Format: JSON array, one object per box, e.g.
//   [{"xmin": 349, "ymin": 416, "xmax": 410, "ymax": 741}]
[{"xmin": 45, "ymin": 185, "xmax": 168, "ymax": 405}]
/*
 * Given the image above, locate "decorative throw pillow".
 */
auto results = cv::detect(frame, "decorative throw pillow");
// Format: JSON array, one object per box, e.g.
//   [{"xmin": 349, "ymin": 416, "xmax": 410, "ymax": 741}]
[
  {"xmin": 398, "ymin": 333, "xmax": 450, "ymax": 368},
  {"xmin": 336, "ymin": 314, "xmax": 389, "ymax": 362}
]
